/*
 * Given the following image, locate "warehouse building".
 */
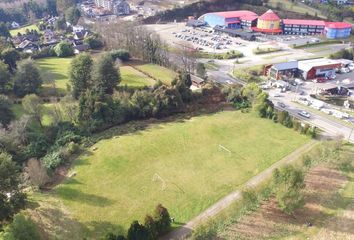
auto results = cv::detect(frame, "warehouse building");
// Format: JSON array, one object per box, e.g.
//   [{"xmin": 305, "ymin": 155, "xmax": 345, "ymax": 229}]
[
  {"xmin": 282, "ymin": 19, "xmax": 325, "ymax": 35},
  {"xmin": 325, "ymin": 22, "xmax": 352, "ymax": 39},
  {"xmin": 265, "ymin": 61, "xmax": 299, "ymax": 80},
  {"xmin": 265, "ymin": 58, "xmax": 342, "ymax": 80},
  {"xmin": 198, "ymin": 10, "xmax": 258, "ymax": 29},
  {"xmin": 298, "ymin": 59, "xmax": 341, "ymax": 80}
]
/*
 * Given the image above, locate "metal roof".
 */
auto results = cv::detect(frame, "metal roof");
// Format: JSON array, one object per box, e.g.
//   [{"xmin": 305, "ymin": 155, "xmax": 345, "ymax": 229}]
[
  {"xmin": 298, "ymin": 58, "xmax": 341, "ymax": 72},
  {"xmin": 283, "ymin": 19, "xmax": 325, "ymax": 26},
  {"xmin": 325, "ymin": 22, "xmax": 353, "ymax": 29},
  {"xmin": 272, "ymin": 61, "xmax": 298, "ymax": 71}
]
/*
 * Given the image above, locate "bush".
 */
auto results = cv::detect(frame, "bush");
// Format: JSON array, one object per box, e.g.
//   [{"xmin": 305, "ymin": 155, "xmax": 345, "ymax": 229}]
[
  {"xmin": 192, "ymin": 224, "xmax": 217, "ymax": 240},
  {"xmin": 31, "ymin": 47, "xmax": 56, "ymax": 59},
  {"xmin": 41, "ymin": 150, "xmax": 64, "ymax": 170},
  {"xmin": 1, "ymin": 214, "xmax": 40, "ymax": 240},
  {"xmin": 110, "ymin": 49, "xmax": 130, "ymax": 62},
  {"xmin": 242, "ymin": 187, "xmax": 258, "ymax": 210},
  {"xmin": 84, "ymin": 34, "xmax": 104, "ymax": 50}
]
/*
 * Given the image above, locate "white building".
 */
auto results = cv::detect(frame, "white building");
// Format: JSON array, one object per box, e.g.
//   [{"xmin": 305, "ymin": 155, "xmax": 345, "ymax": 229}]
[{"xmin": 94, "ymin": 0, "xmax": 130, "ymax": 15}]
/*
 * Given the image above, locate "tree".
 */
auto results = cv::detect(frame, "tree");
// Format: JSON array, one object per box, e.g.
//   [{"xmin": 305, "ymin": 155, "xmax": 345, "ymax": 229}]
[
  {"xmin": 92, "ymin": 53, "xmax": 120, "ymax": 95},
  {"xmin": 153, "ymin": 204, "xmax": 171, "ymax": 235},
  {"xmin": 13, "ymin": 59, "xmax": 42, "ymax": 97},
  {"xmin": 273, "ymin": 165, "xmax": 305, "ymax": 215},
  {"xmin": 69, "ymin": 53, "xmax": 93, "ymax": 99},
  {"xmin": 0, "ymin": 61, "xmax": 11, "ymax": 93},
  {"xmin": 65, "ymin": 6, "xmax": 81, "ymax": 25},
  {"xmin": 0, "ymin": 22, "xmax": 10, "ymax": 38},
  {"xmin": 196, "ymin": 62, "xmax": 207, "ymax": 79},
  {"xmin": 176, "ymin": 43, "xmax": 197, "ymax": 73},
  {"xmin": 56, "ymin": 0, "xmax": 75, "ymax": 14},
  {"xmin": 84, "ymin": 34, "xmax": 104, "ymax": 50},
  {"xmin": 2, "ymin": 214, "xmax": 40, "ymax": 240},
  {"xmin": 0, "ymin": 95, "xmax": 14, "ymax": 127},
  {"xmin": 144, "ymin": 215, "xmax": 157, "ymax": 240},
  {"xmin": 1, "ymin": 48, "xmax": 21, "ymax": 72},
  {"xmin": 54, "ymin": 41, "xmax": 74, "ymax": 57},
  {"xmin": 127, "ymin": 221, "xmax": 149, "ymax": 240},
  {"xmin": 0, "ymin": 152, "xmax": 26, "ymax": 221},
  {"xmin": 22, "ymin": 94, "xmax": 43, "ymax": 128}
]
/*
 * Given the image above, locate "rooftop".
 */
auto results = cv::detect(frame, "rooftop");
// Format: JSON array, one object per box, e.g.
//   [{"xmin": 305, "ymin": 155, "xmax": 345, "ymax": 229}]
[
  {"xmin": 298, "ymin": 58, "xmax": 341, "ymax": 71},
  {"xmin": 205, "ymin": 10, "xmax": 258, "ymax": 20},
  {"xmin": 258, "ymin": 9, "xmax": 280, "ymax": 21},
  {"xmin": 272, "ymin": 61, "xmax": 298, "ymax": 71},
  {"xmin": 325, "ymin": 22, "xmax": 353, "ymax": 29},
  {"xmin": 283, "ymin": 19, "xmax": 325, "ymax": 26}
]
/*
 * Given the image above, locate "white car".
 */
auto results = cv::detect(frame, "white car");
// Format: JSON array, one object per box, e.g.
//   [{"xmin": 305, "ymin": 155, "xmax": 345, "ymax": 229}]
[{"xmin": 298, "ymin": 110, "xmax": 311, "ymax": 118}]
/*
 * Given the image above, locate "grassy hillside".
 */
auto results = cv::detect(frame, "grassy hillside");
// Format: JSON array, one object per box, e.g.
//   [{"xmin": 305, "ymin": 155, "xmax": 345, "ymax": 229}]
[{"xmin": 31, "ymin": 111, "xmax": 309, "ymax": 239}]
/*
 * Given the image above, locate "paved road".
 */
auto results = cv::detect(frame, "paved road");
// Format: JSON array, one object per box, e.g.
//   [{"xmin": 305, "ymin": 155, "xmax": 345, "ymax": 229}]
[{"xmin": 160, "ymin": 141, "xmax": 318, "ymax": 240}]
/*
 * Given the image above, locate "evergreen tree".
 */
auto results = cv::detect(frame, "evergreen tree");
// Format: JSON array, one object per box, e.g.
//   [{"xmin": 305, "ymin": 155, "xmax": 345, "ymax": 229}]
[
  {"xmin": 13, "ymin": 59, "xmax": 42, "ymax": 97},
  {"xmin": 0, "ymin": 95, "xmax": 14, "ymax": 127},
  {"xmin": 196, "ymin": 62, "xmax": 207, "ymax": 79},
  {"xmin": 69, "ymin": 53, "xmax": 93, "ymax": 99},
  {"xmin": 0, "ymin": 22, "xmax": 10, "ymax": 38},
  {"xmin": 92, "ymin": 53, "xmax": 120, "ymax": 95},
  {"xmin": 0, "ymin": 61, "xmax": 11, "ymax": 93},
  {"xmin": 1, "ymin": 48, "xmax": 21, "ymax": 72}
]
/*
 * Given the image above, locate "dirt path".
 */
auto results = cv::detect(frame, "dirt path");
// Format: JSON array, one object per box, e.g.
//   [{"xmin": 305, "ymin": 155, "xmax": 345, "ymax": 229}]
[{"xmin": 160, "ymin": 140, "xmax": 318, "ymax": 240}]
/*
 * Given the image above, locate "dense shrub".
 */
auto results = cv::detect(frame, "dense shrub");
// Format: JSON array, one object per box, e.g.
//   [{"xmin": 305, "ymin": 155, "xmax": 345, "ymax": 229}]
[
  {"xmin": 110, "ymin": 49, "xmax": 131, "ymax": 62},
  {"xmin": 41, "ymin": 150, "xmax": 63, "ymax": 170},
  {"xmin": 0, "ymin": 214, "xmax": 40, "ymax": 240}
]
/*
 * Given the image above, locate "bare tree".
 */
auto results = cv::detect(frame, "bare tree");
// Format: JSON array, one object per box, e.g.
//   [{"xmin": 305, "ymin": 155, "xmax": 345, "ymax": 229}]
[
  {"xmin": 175, "ymin": 42, "xmax": 197, "ymax": 74},
  {"xmin": 25, "ymin": 158, "xmax": 49, "ymax": 189}
]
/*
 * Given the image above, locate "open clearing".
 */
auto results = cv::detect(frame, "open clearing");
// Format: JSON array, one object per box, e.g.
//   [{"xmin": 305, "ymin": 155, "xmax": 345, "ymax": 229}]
[
  {"xmin": 120, "ymin": 66, "xmax": 156, "ymax": 87},
  {"xmin": 36, "ymin": 57, "xmax": 73, "ymax": 94},
  {"xmin": 220, "ymin": 148, "xmax": 354, "ymax": 240},
  {"xmin": 10, "ymin": 24, "xmax": 40, "ymax": 36},
  {"xmin": 133, "ymin": 63, "xmax": 177, "ymax": 85},
  {"xmin": 32, "ymin": 111, "xmax": 309, "ymax": 239}
]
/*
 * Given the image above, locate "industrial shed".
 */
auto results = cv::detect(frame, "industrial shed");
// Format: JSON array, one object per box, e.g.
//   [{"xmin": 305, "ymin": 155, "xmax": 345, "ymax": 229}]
[{"xmin": 198, "ymin": 10, "xmax": 258, "ymax": 29}]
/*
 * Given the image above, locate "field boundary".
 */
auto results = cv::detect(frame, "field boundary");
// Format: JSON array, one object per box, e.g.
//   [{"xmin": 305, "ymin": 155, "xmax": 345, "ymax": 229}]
[{"xmin": 160, "ymin": 140, "xmax": 319, "ymax": 240}]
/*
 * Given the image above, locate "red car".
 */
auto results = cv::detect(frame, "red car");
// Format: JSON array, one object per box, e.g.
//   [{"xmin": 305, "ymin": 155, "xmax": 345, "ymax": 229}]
[{"xmin": 313, "ymin": 77, "xmax": 326, "ymax": 83}]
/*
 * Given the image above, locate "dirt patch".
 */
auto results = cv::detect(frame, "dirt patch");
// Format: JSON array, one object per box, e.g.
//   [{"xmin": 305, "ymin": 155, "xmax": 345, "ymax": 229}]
[{"xmin": 220, "ymin": 165, "xmax": 348, "ymax": 240}]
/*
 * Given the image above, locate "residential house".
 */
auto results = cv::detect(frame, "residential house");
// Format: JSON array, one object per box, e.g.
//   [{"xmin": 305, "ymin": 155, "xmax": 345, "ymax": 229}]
[{"xmin": 11, "ymin": 22, "xmax": 20, "ymax": 29}]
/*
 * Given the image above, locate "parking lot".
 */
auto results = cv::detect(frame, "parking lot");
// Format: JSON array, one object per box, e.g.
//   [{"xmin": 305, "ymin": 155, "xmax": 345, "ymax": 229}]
[{"xmin": 146, "ymin": 23, "xmax": 284, "ymax": 55}]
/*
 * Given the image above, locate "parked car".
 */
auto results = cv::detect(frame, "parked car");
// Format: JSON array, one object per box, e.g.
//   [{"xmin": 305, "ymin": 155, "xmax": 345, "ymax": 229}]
[
  {"xmin": 314, "ymin": 77, "xmax": 326, "ymax": 83},
  {"xmin": 277, "ymin": 102, "xmax": 286, "ymax": 108},
  {"xmin": 298, "ymin": 110, "xmax": 311, "ymax": 118}
]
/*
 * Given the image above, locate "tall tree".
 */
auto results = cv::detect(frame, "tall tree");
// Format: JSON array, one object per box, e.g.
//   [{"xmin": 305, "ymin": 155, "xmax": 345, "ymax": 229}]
[
  {"xmin": 1, "ymin": 48, "xmax": 21, "ymax": 72},
  {"xmin": 69, "ymin": 53, "xmax": 93, "ymax": 99},
  {"xmin": 0, "ymin": 61, "xmax": 11, "ymax": 93},
  {"xmin": 0, "ymin": 95, "xmax": 14, "ymax": 127},
  {"xmin": 13, "ymin": 59, "xmax": 42, "ymax": 97},
  {"xmin": 65, "ymin": 6, "xmax": 81, "ymax": 25},
  {"xmin": 22, "ymin": 94, "xmax": 43, "ymax": 128},
  {"xmin": 0, "ymin": 152, "xmax": 26, "ymax": 221},
  {"xmin": 273, "ymin": 165, "xmax": 305, "ymax": 215},
  {"xmin": 196, "ymin": 62, "xmax": 207, "ymax": 79},
  {"xmin": 56, "ymin": 0, "xmax": 75, "ymax": 14},
  {"xmin": 0, "ymin": 22, "xmax": 10, "ymax": 38},
  {"xmin": 92, "ymin": 53, "xmax": 120, "ymax": 95}
]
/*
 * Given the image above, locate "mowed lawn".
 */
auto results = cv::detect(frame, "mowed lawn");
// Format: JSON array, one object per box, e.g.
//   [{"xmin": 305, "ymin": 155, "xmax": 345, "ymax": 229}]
[
  {"xmin": 36, "ymin": 57, "xmax": 73, "ymax": 94},
  {"xmin": 51, "ymin": 111, "xmax": 309, "ymax": 238},
  {"xmin": 120, "ymin": 66, "xmax": 156, "ymax": 87},
  {"xmin": 10, "ymin": 24, "xmax": 40, "ymax": 36},
  {"xmin": 134, "ymin": 64, "xmax": 177, "ymax": 85}
]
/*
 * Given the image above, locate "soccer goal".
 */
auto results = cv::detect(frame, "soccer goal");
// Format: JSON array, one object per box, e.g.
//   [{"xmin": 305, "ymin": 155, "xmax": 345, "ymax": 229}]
[{"xmin": 152, "ymin": 173, "xmax": 167, "ymax": 191}]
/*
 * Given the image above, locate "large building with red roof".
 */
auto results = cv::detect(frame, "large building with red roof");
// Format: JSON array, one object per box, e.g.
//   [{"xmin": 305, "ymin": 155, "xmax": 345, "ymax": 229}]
[
  {"xmin": 198, "ymin": 10, "xmax": 258, "ymax": 29},
  {"xmin": 198, "ymin": 9, "xmax": 352, "ymax": 39}
]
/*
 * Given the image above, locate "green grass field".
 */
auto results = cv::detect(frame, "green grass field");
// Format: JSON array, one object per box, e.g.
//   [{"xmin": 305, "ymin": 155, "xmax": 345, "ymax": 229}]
[
  {"xmin": 10, "ymin": 24, "xmax": 40, "ymax": 36},
  {"xmin": 134, "ymin": 64, "xmax": 177, "ymax": 85},
  {"xmin": 36, "ymin": 57, "xmax": 73, "ymax": 94},
  {"xmin": 120, "ymin": 66, "xmax": 156, "ymax": 87},
  {"xmin": 40, "ymin": 111, "xmax": 310, "ymax": 239}
]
